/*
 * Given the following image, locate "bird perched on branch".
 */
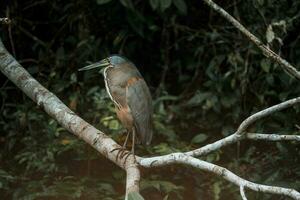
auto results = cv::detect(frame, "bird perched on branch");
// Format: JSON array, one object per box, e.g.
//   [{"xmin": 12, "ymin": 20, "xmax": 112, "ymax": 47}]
[{"xmin": 79, "ymin": 55, "xmax": 153, "ymax": 156}]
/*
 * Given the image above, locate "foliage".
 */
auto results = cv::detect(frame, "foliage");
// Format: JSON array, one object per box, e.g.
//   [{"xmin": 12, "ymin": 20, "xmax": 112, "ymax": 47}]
[{"xmin": 0, "ymin": 0, "xmax": 300, "ymax": 199}]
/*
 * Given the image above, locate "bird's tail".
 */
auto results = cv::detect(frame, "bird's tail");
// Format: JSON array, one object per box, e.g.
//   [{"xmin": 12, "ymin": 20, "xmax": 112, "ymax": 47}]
[{"xmin": 135, "ymin": 120, "xmax": 153, "ymax": 145}]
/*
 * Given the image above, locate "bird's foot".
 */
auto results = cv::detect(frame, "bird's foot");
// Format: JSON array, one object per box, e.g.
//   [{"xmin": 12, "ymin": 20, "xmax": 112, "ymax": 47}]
[
  {"xmin": 110, "ymin": 147, "xmax": 136, "ymax": 164},
  {"xmin": 110, "ymin": 147, "xmax": 131, "ymax": 161},
  {"xmin": 123, "ymin": 150, "xmax": 136, "ymax": 165}
]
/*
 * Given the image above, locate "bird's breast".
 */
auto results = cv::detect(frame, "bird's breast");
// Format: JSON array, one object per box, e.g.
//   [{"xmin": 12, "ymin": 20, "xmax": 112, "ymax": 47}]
[{"xmin": 116, "ymin": 106, "xmax": 133, "ymax": 130}]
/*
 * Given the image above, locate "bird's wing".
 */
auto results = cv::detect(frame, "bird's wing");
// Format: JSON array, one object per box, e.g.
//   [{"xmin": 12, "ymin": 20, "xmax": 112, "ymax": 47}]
[{"xmin": 126, "ymin": 78, "xmax": 153, "ymax": 145}]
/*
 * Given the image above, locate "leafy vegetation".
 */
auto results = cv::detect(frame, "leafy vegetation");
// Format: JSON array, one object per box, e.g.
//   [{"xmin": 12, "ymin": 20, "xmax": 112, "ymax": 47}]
[{"xmin": 1, "ymin": 0, "xmax": 300, "ymax": 199}]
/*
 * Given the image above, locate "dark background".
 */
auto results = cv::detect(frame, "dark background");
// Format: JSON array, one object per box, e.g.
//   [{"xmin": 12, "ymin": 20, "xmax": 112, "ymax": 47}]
[{"xmin": 0, "ymin": 0, "xmax": 300, "ymax": 199}]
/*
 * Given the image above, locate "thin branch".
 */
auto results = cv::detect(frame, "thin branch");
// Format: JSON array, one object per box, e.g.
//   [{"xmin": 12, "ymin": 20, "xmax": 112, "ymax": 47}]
[
  {"xmin": 0, "ymin": 38, "xmax": 140, "ymax": 198},
  {"xmin": 139, "ymin": 131, "xmax": 300, "ymax": 166},
  {"xmin": 236, "ymin": 97, "xmax": 300, "ymax": 135},
  {"xmin": 240, "ymin": 185, "xmax": 248, "ymax": 200},
  {"xmin": 17, "ymin": 25, "xmax": 48, "ymax": 48},
  {"xmin": 201, "ymin": 0, "xmax": 300, "ymax": 80},
  {"xmin": 187, "ymin": 97, "xmax": 300, "ymax": 157}
]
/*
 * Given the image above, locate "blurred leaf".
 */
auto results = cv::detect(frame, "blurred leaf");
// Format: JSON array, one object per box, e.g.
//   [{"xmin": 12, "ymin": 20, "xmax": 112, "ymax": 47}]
[
  {"xmin": 141, "ymin": 180, "xmax": 184, "ymax": 193},
  {"xmin": 97, "ymin": 0, "xmax": 112, "ymax": 5},
  {"xmin": 187, "ymin": 91, "xmax": 211, "ymax": 106},
  {"xmin": 173, "ymin": 0, "xmax": 187, "ymax": 14},
  {"xmin": 120, "ymin": 0, "xmax": 134, "ymax": 9},
  {"xmin": 261, "ymin": 59, "xmax": 271, "ymax": 72},
  {"xmin": 163, "ymin": 195, "xmax": 169, "ymax": 200},
  {"xmin": 70, "ymin": 73, "xmax": 77, "ymax": 84},
  {"xmin": 149, "ymin": 0, "xmax": 159, "ymax": 10},
  {"xmin": 266, "ymin": 25, "xmax": 275, "ymax": 43},
  {"xmin": 0, "ymin": 169, "xmax": 14, "ymax": 181},
  {"xmin": 127, "ymin": 11, "xmax": 145, "ymax": 37},
  {"xmin": 213, "ymin": 182, "xmax": 221, "ymax": 200},
  {"xmin": 160, "ymin": 0, "xmax": 172, "ymax": 12},
  {"xmin": 128, "ymin": 192, "xmax": 144, "ymax": 200},
  {"xmin": 112, "ymin": 170, "xmax": 125, "ymax": 180},
  {"xmin": 264, "ymin": 170, "xmax": 280, "ymax": 184},
  {"xmin": 191, "ymin": 134, "xmax": 208, "ymax": 144},
  {"xmin": 153, "ymin": 143, "xmax": 175, "ymax": 154},
  {"xmin": 220, "ymin": 95, "xmax": 236, "ymax": 108}
]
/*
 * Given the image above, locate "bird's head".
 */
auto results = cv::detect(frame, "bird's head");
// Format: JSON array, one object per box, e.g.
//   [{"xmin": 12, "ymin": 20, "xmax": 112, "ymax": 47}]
[{"xmin": 78, "ymin": 55, "xmax": 129, "ymax": 72}]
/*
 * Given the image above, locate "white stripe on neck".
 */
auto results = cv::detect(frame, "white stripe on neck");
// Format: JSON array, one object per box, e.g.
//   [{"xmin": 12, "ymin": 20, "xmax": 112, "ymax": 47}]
[{"xmin": 103, "ymin": 66, "xmax": 122, "ymax": 109}]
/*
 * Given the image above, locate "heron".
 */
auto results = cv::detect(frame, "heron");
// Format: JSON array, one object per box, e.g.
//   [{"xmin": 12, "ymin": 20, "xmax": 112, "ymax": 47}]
[{"xmin": 79, "ymin": 55, "xmax": 153, "ymax": 157}]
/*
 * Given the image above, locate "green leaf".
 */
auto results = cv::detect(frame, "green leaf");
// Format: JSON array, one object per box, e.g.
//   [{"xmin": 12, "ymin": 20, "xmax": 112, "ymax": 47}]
[
  {"xmin": 261, "ymin": 59, "xmax": 271, "ymax": 72},
  {"xmin": 149, "ymin": 0, "xmax": 159, "ymax": 10},
  {"xmin": 187, "ymin": 91, "xmax": 211, "ymax": 106},
  {"xmin": 191, "ymin": 134, "xmax": 208, "ymax": 144},
  {"xmin": 160, "ymin": 0, "xmax": 172, "ymax": 12},
  {"xmin": 213, "ymin": 182, "xmax": 221, "ymax": 200},
  {"xmin": 141, "ymin": 180, "xmax": 184, "ymax": 193},
  {"xmin": 173, "ymin": 0, "xmax": 187, "ymax": 14},
  {"xmin": 128, "ymin": 192, "xmax": 145, "ymax": 200},
  {"xmin": 220, "ymin": 95, "xmax": 236, "ymax": 108},
  {"xmin": 266, "ymin": 25, "xmax": 275, "ymax": 43},
  {"xmin": 96, "ymin": 0, "xmax": 112, "ymax": 5},
  {"xmin": 120, "ymin": 0, "xmax": 134, "ymax": 9},
  {"xmin": 153, "ymin": 143, "xmax": 175, "ymax": 154}
]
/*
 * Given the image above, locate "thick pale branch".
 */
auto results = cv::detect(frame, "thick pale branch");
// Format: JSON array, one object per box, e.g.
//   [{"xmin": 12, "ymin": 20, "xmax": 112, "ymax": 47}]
[
  {"xmin": 240, "ymin": 186, "xmax": 248, "ymax": 200},
  {"xmin": 201, "ymin": 0, "xmax": 300, "ymax": 80},
  {"xmin": 125, "ymin": 163, "xmax": 141, "ymax": 200},
  {"xmin": 0, "ymin": 39, "xmax": 140, "ymax": 197},
  {"xmin": 246, "ymin": 133, "xmax": 300, "ymax": 141},
  {"xmin": 140, "ymin": 153, "xmax": 300, "ymax": 199}
]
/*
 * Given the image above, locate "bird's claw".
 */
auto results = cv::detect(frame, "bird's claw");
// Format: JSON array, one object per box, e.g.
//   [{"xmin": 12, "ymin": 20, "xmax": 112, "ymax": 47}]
[{"xmin": 110, "ymin": 147, "xmax": 136, "ymax": 164}]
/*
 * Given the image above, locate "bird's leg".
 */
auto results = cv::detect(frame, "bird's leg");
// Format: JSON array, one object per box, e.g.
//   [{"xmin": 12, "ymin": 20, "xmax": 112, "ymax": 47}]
[
  {"xmin": 123, "ymin": 130, "xmax": 130, "ymax": 148},
  {"xmin": 110, "ymin": 130, "xmax": 131, "ymax": 161},
  {"xmin": 123, "ymin": 128, "xmax": 136, "ymax": 164},
  {"xmin": 118, "ymin": 131, "xmax": 131, "ymax": 159},
  {"xmin": 131, "ymin": 128, "xmax": 135, "ymax": 157}
]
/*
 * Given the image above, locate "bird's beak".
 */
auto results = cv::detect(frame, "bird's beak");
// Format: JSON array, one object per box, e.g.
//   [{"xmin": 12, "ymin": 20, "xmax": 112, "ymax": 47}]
[{"xmin": 78, "ymin": 58, "xmax": 110, "ymax": 71}]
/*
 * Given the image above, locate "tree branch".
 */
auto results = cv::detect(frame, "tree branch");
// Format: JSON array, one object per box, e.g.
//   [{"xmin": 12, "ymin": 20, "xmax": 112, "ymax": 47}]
[
  {"xmin": 140, "ymin": 153, "xmax": 300, "ymax": 199},
  {"xmin": 240, "ymin": 185, "xmax": 248, "ymax": 200},
  {"xmin": 189, "ymin": 97, "xmax": 300, "ymax": 157},
  {"xmin": 139, "ymin": 99, "xmax": 300, "ymax": 199},
  {"xmin": 236, "ymin": 97, "xmax": 300, "ymax": 135},
  {"xmin": 201, "ymin": 0, "xmax": 300, "ymax": 80},
  {"xmin": 0, "ymin": 38, "xmax": 140, "ymax": 199},
  {"xmin": 246, "ymin": 133, "xmax": 300, "ymax": 141}
]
